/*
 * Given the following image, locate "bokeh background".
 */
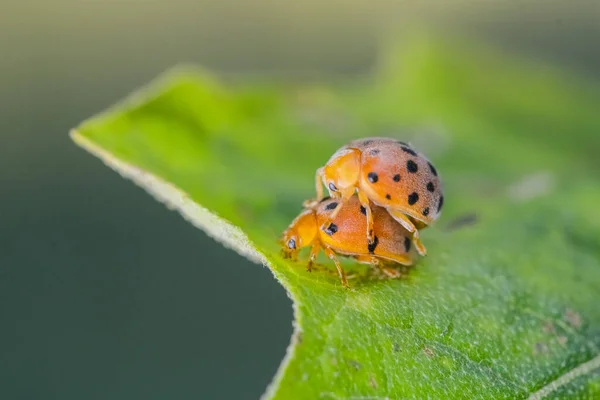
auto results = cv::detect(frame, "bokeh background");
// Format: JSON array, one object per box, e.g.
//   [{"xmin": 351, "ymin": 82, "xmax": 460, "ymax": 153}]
[{"xmin": 1, "ymin": 1, "xmax": 599, "ymax": 399}]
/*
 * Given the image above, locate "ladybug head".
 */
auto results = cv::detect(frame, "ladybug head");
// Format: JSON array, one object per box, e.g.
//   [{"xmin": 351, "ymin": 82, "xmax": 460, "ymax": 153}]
[
  {"xmin": 281, "ymin": 209, "xmax": 318, "ymax": 260},
  {"xmin": 322, "ymin": 148, "xmax": 361, "ymax": 198}
]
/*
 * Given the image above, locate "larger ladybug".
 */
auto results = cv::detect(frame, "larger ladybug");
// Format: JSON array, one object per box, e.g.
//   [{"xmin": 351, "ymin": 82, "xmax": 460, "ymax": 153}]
[{"xmin": 311, "ymin": 137, "xmax": 443, "ymax": 255}]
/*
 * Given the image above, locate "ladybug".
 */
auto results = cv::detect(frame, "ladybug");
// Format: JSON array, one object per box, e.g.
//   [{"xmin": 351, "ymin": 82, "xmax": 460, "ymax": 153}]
[
  {"xmin": 311, "ymin": 137, "xmax": 443, "ymax": 255},
  {"xmin": 281, "ymin": 195, "xmax": 417, "ymax": 287}
]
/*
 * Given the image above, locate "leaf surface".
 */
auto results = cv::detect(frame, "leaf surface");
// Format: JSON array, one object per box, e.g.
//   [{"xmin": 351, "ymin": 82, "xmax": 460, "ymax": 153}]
[{"xmin": 72, "ymin": 34, "xmax": 600, "ymax": 399}]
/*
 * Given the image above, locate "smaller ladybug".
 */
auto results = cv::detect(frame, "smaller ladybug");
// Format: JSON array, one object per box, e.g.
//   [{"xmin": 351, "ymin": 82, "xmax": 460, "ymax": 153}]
[
  {"xmin": 281, "ymin": 195, "xmax": 417, "ymax": 287},
  {"xmin": 311, "ymin": 137, "xmax": 443, "ymax": 255}
]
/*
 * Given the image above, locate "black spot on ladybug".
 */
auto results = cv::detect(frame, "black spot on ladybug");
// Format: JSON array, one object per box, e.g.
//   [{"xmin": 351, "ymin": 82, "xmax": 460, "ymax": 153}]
[
  {"xmin": 368, "ymin": 172, "xmax": 379, "ymax": 183},
  {"xmin": 438, "ymin": 196, "xmax": 444, "ymax": 212},
  {"xmin": 401, "ymin": 146, "xmax": 417, "ymax": 156},
  {"xmin": 393, "ymin": 174, "xmax": 401, "ymax": 182},
  {"xmin": 362, "ymin": 140, "xmax": 373, "ymax": 146},
  {"xmin": 422, "ymin": 207, "xmax": 430, "ymax": 216},
  {"xmin": 359, "ymin": 205, "xmax": 367, "ymax": 215},
  {"xmin": 396, "ymin": 140, "xmax": 408, "ymax": 146},
  {"xmin": 428, "ymin": 162, "xmax": 438, "ymax": 176},
  {"xmin": 325, "ymin": 202, "xmax": 338, "ymax": 210},
  {"xmin": 319, "ymin": 196, "xmax": 331, "ymax": 203},
  {"xmin": 369, "ymin": 149, "xmax": 380, "ymax": 156},
  {"xmin": 427, "ymin": 182, "xmax": 435, "ymax": 192},
  {"xmin": 404, "ymin": 237, "xmax": 411, "ymax": 252},
  {"xmin": 386, "ymin": 194, "xmax": 391, "ymax": 200},
  {"xmin": 368, "ymin": 236, "xmax": 379, "ymax": 254},
  {"xmin": 324, "ymin": 223, "xmax": 338, "ymax": 236},
  {"xmin": 408, "ymin": 192, "xmax": 419, "ymax": 205},
  {"xmin": 407, "ymin": 160, "xmax": 418, "ymax": 173}
]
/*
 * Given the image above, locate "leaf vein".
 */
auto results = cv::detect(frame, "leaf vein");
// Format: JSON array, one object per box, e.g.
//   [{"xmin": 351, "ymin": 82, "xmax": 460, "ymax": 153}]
[{"xmin": 527, "ymin": 351, "xmax": 600, "ymax": 399}]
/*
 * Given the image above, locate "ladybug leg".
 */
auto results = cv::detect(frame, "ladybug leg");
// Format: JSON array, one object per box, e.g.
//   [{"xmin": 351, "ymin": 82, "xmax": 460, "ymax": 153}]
[
  {"xmin": 307, "ymin": 242, "xmax": 321, "ymax": 272},
  {"xmin": 379, "ymin": 266, "xmax": 402, "ymax": 279},
  {"xmin": 318, "ymin": 205, "xmax": 341, "ymax": 234},
  {"xmin": 316, "ymin": 167, "xmax": 325, "ymax": 200},
  {"xmin": 302, "ymin": 168, "xmax": 325, "ymax": 208},
  {"xmin": 314, "ymin": 167, "xmax": 325, "ymax": 201},
  {"xmin": 386, "ymin": 208, "xmax": 427, "ymax": 256},
  {"xmin": 411, "ymin": 218, "xmax": 428, "ymax": 230},
  {"xmin": 323, "ymin": 247, "xmax": 349, "ymax": 288},
  {"xmin": 357, "ymin": 259, "xmax": 401, "ymax": 279},
  {"xmin": 303, "ymin": 168, "xmax": 326, "ymax": 209},
  {"xmin": 353, "ymin": 255, "xmax": 379, "ymax": 265},
  {"xmin": 318, "ymin": 188, "xmax": 352, "ymax": 233},
  {"xmin": 357, "ymin": 189, "xmax": 376, "ymax": 245}
]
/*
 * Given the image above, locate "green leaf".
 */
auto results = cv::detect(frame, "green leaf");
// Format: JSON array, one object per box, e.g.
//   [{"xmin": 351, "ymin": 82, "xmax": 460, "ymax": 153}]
[{"xmin": 71, "ymin": 34, "xmax": 600, "ymax": 399}]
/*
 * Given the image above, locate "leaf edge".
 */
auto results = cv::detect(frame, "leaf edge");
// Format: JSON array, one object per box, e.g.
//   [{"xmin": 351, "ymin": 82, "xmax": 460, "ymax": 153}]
[{"xmin": 70, "ymin": 129, "xmax": 301, "ymax": 400}]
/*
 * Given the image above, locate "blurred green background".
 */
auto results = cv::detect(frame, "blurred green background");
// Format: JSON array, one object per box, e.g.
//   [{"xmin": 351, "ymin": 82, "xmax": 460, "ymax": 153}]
[{"xmin": 1, "ymin": 1, "xmax": 599, "ymax": 399}]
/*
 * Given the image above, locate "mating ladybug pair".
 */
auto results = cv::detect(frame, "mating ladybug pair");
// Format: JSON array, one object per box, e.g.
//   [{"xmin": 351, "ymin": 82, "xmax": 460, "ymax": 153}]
[{"xmin": 281, "ymin": 137, "xmax": 444, "ymax": 287}]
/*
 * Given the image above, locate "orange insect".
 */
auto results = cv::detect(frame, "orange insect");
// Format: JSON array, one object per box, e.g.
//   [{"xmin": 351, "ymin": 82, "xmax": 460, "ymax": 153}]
[
  {"xmin": 311, "ymin": 137, "xmax": 443, "ymax": 255},
  {"xmin": 281, "ymin": 196, "xmax": 417, "ymax": 287}
]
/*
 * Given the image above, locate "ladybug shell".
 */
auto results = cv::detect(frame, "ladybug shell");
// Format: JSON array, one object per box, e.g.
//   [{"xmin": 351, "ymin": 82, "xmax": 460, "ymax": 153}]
[
  {"xmin": 315, "ymin": 196, "xmax": 415, "ymax": 265},
  {"xmin": 345, "ymin": 137, "xmax": 444, "ymax": 224}
]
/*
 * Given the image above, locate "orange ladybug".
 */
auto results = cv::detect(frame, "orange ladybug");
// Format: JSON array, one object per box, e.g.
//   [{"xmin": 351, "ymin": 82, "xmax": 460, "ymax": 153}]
[
  {"xmin": 281, "ymin": 195, "xmax": 417, "ymax": 287},
  {"xmin": 311, "ymin": 137, "xmax": 443, "ymax": 255}
]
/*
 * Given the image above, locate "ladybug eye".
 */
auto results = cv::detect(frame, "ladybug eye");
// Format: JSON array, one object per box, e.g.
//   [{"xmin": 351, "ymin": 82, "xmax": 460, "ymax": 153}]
[
  {"xmin": 328, "ymin": 182, "xmax": 338, "ymax": 192},
  {"xmin": 287, "ymin": 238, "xmax": 296, "ymax": 250}
]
